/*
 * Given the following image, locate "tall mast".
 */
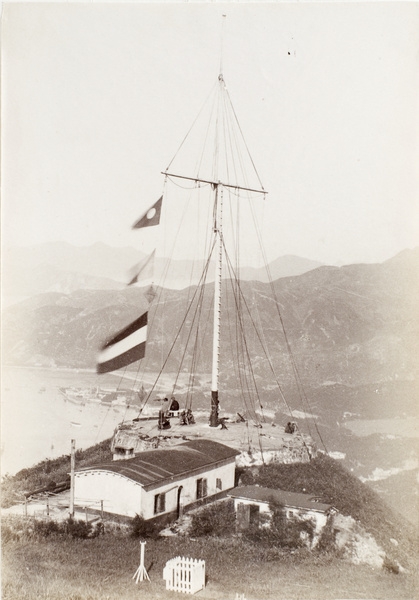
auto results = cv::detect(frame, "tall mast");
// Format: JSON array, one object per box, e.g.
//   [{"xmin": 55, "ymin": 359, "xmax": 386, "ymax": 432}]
[
  {"xmin": 210, "ymin": 182, "xmax": 222, "ymax": 426},
  {"xmin": 209, "ymin": 71, "xmax": 224, "ymax": 426},
  {"xmin": 163, "ymin": 66, "xmax": 266, "ymax": 426}
]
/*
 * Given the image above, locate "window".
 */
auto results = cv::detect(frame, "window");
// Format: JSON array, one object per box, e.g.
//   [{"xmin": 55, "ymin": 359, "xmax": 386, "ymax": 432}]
[
  {"xmin": 154, "ymin": 492, "xmax": 166, "ymax": 514},
  {"xmin": 216, "ymin": 478, "xmax": 222, "ymax": 490},
  {"xmin": 196, "ymin": 478, "xmax": 208, "ymax": 499}
]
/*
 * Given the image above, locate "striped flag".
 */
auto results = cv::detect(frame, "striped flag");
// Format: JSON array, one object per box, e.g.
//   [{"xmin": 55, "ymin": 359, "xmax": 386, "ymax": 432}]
[
  {"xmin": 97, "ymin": 311, "xmax": 147, "ymax": 374},
  {"xmin": 132, "ymin": 196, "xmax": 162, "ymax": 229}
]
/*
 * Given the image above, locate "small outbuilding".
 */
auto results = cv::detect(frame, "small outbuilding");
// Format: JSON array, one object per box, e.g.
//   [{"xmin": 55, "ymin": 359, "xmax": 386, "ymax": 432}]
[
  {"xmin": 228, "ymin": 485, "xmax": 336, "ymax": 545},
  {"xmin": 74, "ymin": 439, "xmax": 240, "ymax": 521}
]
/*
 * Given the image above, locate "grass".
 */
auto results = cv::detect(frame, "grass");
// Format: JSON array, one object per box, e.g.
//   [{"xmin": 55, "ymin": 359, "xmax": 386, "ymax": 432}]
[
  {"xmin": 2, "ymin": 442, "xmax": 419, "ymax": 599},
  {"xmin": 239, "ymin": 453, "xmax": 419, "ymax": 570},
  {"xmin": 2, "ymin": 532, "xmax": 418, "ymax": 600}
]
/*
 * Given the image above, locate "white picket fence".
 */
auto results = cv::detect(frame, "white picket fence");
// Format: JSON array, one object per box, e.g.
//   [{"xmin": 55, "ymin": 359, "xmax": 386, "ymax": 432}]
[{"xmin": 163, "ymin": 556, "xmax": 205, "ymax": 595}]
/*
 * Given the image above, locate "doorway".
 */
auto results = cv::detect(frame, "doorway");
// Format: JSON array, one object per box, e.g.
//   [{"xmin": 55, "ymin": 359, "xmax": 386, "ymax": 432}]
[{"xmin": 177, "ymin": 486, "xmax": 183, "ymax": 518}]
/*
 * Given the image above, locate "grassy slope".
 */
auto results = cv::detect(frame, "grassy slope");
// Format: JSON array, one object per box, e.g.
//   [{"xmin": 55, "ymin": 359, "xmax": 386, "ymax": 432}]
[
  {"xmin": 2, "ymin": 536, "xmax": 418, "ymax": 600},
  {"xmin": 2, "ymin": 445, "xmax": 419, "ymax": 599},
  {"xmin": 240, "ymin": 454, "xmax": 418, "ymax": 570}
]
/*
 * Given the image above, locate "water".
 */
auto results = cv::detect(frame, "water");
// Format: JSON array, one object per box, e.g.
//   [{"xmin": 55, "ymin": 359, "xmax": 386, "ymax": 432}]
[
  {"xmin": 1, "ymin": 366, "xmax": 142, "ymax": 476},
  {"xmin": 343, "ymin": 417, "xmax": 419, "ymax": 438}
]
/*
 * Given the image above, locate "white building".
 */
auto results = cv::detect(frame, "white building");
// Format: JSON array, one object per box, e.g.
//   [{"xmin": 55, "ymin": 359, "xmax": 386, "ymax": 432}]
[
  {"xmin": 228, "ymin": 485, "xmax": 337, "ymax": 546},
  {"xmin": 74, "ymin": 439, "xmax": 240, "ymax": 520}
]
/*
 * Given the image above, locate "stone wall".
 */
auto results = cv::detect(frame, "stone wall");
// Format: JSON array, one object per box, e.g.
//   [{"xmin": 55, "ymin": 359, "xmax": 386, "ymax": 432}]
[{"xmin": 236, "ymin": 436, "xmax": 316, "ymax": 467}]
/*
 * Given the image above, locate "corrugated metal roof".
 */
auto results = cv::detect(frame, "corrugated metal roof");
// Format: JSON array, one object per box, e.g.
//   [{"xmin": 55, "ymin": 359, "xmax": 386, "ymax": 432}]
[
  {"xmin": 228, "ymin": 486, "xmax": 332, "ymax": 512},
  {"xmin": 76, "ymin": 439, "xmax": 240, "ymax": 489}
]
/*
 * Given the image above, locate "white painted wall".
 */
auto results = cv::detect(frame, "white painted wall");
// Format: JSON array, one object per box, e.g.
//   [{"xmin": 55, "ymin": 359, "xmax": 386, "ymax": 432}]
[
  {"xmin": 75, "ymin": 470, "xmax": 142, "ymax": 517},
  {"xmin": 232, "ymin": 497, "xmax": 270, "ymax": 514},
  {"xmin": 141, "ymin": 461, "xmax": 235, "ymax": 520},
  {"xmin": 75, "ymin": 460, "xmax": 236, "ymax": 519}
]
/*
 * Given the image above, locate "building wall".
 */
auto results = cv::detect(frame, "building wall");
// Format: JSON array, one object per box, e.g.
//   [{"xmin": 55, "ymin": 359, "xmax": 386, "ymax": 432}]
[
  {"xmin": 141, "ymin": 461, "xmax": 235, "ymax": 520},
  {"xmin": 75, "ymin": 471, "xmax": 142, "ymax": 517},
  {"xmin": 232, "ymin": 497, "xmax": 270, "ymax": 514},
  {"xmin": 232, "ymin": 497, "xmax": 330, "ymax": 545},
  {"xmin": 75, "ymin": 460, "xmax": 236, "ymax": 519}
]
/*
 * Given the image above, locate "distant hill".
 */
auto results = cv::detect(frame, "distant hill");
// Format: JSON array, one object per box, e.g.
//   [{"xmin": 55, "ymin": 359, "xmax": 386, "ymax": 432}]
[
  {"xmin": 2, "ymin": 248, "xmax": 418, "ymax": 524},
  {"xmin": 2, "ymin": 242, "xmax": 141, "ymax": 282},
  {"xmin": 1, "ymin": 242, "xmax": 137, "ymax": 304},
  {"xmin": 1, "ymin": 264, "xmax": 124, "ymax": 307},
  {"xmin": 2, "ymin": 247, "xmax": 418, "ymax": 388},
  {"xmin": 1, "ymin": 242, "xmax": 322, "ymax": 302},
  {"xmin": 239, "ymin": 254, "xmax": 322, "ymax": 282}
]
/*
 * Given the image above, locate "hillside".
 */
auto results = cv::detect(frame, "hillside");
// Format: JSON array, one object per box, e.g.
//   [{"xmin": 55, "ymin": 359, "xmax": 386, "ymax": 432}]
[
  {"xmin": 4, "ymin": 444, "xmax": 416, "ymax": 566},
  {"xmin": 2, "ymin": 248, "xmax": 418, "ymax": 388},
  {"xmin": 239, "ymin": 455, "xmax": 418, "ymax": 570},
  {"xmin": 2, "ymin": 249, "xmax": 418, "ymax": 526},
  {"xmin": 2, "ymin": 445, "xmax": 418, "ymax": 600}
]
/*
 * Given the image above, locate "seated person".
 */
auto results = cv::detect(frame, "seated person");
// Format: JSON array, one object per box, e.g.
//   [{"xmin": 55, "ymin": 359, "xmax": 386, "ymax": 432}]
[{"xmin": 169, "ymin": 396, "xmax": 179, "ymax": 411}]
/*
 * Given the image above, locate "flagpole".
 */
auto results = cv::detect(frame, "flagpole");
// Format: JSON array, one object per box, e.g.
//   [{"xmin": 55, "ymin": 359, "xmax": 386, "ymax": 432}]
[
  {"xmin": 210, "ymin": 183, "xmax": 223, "ymax": 427},
  {"xmin": 69, "ymin": 439, "xmax": 75, "ymax": 517}
]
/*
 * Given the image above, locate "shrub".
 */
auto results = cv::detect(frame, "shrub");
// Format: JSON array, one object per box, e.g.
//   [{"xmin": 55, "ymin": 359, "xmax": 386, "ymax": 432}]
[
  {"xmin": 382, "ymin": 555, "xmax": 400, "ymax": 574},
  {"xmin": 1, "ymin": 522, "xmax": 18, "ymax": 544},
  {"xmin": 189, "ymin": 500, "xmax": 236, "ymax": 537},
  {"xmin": 316, "ymin": 519, "xmax": 338, "ymax": 554},
  {"xmin": 244, "ymin": 500, "xmax": 315, "ymax": 550},
  {"xmin": 235, "ymin": 466, "xmax": 255, "ymax": 487},
  {"xmin": 11, "ymin": 517, "xmax": 106, "ymax": 540},
  {"xmin": 263, "ymin": 546, "xmax": 284, "ymax": 562},
  {"xmin": 64, "ymin": 517, "xmax": 92, "ymax": 539},
  {"xmin": 92, "ymin": 521, "xmax": 105, "ymax": 537},
  {"xmin": 33, "ymin": 519, "xmax": 62, "ymax": 537},
  {"xmin": 130, "ymin": 515, "xmax": 159, "ymax": 539}
]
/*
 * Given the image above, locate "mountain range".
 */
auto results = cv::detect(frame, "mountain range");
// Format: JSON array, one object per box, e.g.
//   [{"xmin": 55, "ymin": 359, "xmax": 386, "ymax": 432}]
[
  {"xmin": 2, "ymin": 247, "xmax": 418, "ymax": 389},
  {"xmin": 1, "ymin": 242, "xmax": 322, "ymax": 305},
  {"xmin": 2, "ymin": 246, "xmax": 418, "ymax": 522}
]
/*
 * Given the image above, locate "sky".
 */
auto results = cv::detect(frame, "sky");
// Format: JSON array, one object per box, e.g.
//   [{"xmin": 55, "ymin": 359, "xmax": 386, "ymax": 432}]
[{"xmin": 2, "ymin": 1, "xmax": 419, "ymax": 266}]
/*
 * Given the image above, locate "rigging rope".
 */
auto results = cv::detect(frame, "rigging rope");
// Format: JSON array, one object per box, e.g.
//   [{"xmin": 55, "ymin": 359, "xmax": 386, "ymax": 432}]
[
  {"xmin": 223, "ymin": 246, "xmax": 266, "ymax": 419},
  {"xmin": 246, "ymin": 200, "xmax": 329, "ymax": 454},
  {"xmin": 221, "ymin": 238, "xmax": 315, "ymax": 461},
  {"xmin": 171, "ymin": 248, "xmax": 215, "ymax": 408},
  {"xmin": 123, "ymin": 69, "xmax": 325, "ymax": 461},
  {"xmin": 166, "ymin": 177, "xmax": 210, "ymax": 190},
  {"xmin": 136, "ymin": 240, "xmax": 217, "ymax": 417},
  {"xmin": 165, "ymin": 82, "xmax": 218, "ymax": 173},
  {"xmin": 223, "ymin": 84, "xmax": 265, "ymax": 191}
]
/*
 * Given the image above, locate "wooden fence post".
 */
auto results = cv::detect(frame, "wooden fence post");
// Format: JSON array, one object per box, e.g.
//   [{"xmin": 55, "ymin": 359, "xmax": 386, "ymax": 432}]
[{"xmin": 69, "ymin": 439, "xmax": 75, "ymax": 517}]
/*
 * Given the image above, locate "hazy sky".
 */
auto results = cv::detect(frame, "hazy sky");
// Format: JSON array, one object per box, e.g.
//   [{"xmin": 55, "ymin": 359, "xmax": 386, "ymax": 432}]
[{"xmin": 2, "ymin": 1, "xmax": 419, "ymax": 265}]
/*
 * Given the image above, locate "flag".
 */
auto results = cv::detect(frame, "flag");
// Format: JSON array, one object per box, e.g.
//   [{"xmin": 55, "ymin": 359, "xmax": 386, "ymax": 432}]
[
  {"xmin": 132, "ymin": 196, "xmax": 162, "ymax": 229},
  {"xmin": 144, "ymin": 284, "xmax": 157, "ymax": 304},
  {"xmin": 127, "ymin": 250, "xmax": 155, "ymax": 286},
  {"xmin": 97, "ymin": 311, "xmax": 147, "ymax": 374}
]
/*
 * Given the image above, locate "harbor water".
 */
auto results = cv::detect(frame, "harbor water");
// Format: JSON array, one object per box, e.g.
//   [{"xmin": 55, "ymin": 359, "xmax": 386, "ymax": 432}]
[{"xmin": 1, "ymin": 366, "xmax": 142, "ymax": 476}]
